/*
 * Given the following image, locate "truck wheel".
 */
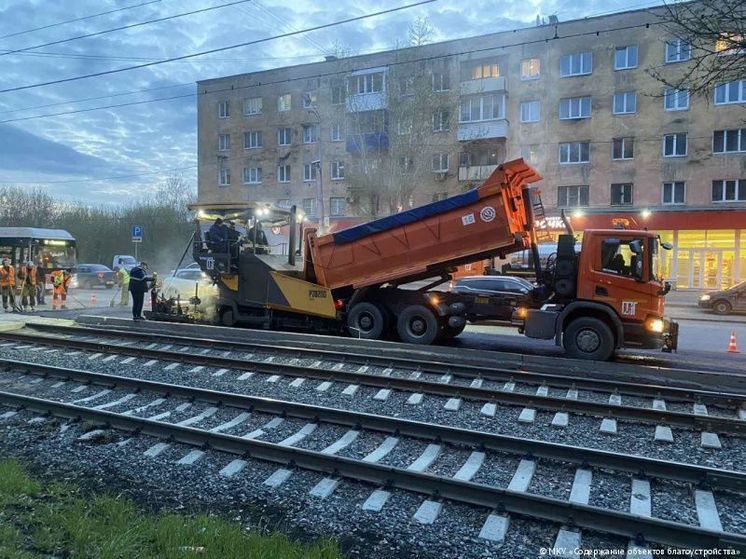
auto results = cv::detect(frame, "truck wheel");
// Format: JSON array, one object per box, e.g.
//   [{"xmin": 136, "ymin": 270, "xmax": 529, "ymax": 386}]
[
  {"xmin": 347, "ymin": 302, "xmax": 385, "ymax": 339},
  {"xmin": 713, "ymin": 300, "xmax": 732, "ymax": 315},
  {"xmin": 397, "ymin": 305, "xmax": 439, "ymax": 345},
  {"xmin": 220, "ymin": 307, "xmax": 236, "ymax": 327},
  {"xmin": 441, "ymin": 322, "xmax": 466, "ymax": 339},
  {"xmin": 563, "ymin": 317, "xmax": 615, "ymax": 361}
]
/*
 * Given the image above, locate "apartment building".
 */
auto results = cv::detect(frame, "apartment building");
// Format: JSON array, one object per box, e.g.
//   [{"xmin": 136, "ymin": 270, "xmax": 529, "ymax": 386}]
[{"xmin": 196, "ymin": 3, "xmax": 746, "ymax": 289}]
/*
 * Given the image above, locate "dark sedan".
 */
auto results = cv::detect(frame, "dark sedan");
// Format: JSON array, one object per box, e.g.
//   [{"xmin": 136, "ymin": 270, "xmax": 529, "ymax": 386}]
[
  {"xmin": 698, "ymin": 280, "xmax": 746, "ymax": 315},
  {"xmin": 450, "ymin": 275, "xmax": 534, "ymax": 321},
  {"xmin": 71, "ymin": 264, "xmax": 116, "ymax": 289}
]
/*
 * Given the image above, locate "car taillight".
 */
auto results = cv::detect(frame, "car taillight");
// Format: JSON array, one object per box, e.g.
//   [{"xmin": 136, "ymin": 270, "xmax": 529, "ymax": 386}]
[
  {"xmin": 334, "ymin": 299, "xmax": 345, "ymax": 310},
  {"xmin": 97, "ymin": 272, "xmax": 103, "ymax": 278}
]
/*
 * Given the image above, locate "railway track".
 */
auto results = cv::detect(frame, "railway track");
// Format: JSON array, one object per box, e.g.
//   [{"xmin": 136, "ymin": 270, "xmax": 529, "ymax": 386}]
[
  {"xmin": 1, "ymin": 357, "xmax": 744, "ymax": 552},
  {"xmin": 1, "ymin": 326, "xmax": 745, "ymax": 440}
]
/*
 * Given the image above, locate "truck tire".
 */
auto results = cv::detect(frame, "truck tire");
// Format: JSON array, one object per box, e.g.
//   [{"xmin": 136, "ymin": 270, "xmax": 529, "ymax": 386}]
[
  {"xmin": 220, "ymin": 307, "xmax": 236, "ymax": 327},
  {"xmin": 562, "ymin": 317, "xmax": 615, "ymax": 361},
  {"xmin": 713, "ymin": 300, "xmax": 732, "ymax": 315},
  {"xmin": 347, "ymin": 302, "xmax": 386, "ymax": 339},
  {"xmin": 397, "ymin": 305, "xmax": 439, "ymax": 345}
]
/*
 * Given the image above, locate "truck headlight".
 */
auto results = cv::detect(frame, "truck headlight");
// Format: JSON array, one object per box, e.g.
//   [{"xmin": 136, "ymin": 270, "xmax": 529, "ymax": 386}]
[
  {"xmin": 645, "ymin": 317, "xmax": 665, "ymax": 333},
  {"xmin": 699, "ymin": 294, "xmax": 710, "ymax": 301}
]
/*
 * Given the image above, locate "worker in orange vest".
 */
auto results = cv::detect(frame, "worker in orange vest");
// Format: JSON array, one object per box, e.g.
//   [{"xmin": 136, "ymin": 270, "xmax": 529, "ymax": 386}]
[
  {"xmin": 50, "ymin": 269, "xmax": 71, "ymax": 310},
  {"xmin": 18, "ymin": 261, "xmax": 37, "ymax": 312},
  {"xmin": 0, "ymin": 258, "xmax": 17, "ymax": 312}
]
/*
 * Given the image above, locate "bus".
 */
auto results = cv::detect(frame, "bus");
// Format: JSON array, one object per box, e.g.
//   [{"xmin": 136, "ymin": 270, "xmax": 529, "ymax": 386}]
[{"xmin": 0, "ymin": 228, "xmax": 77, "ymax": 279}]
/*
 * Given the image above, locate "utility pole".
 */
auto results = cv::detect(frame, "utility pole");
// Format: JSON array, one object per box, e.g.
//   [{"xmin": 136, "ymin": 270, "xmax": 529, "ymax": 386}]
[{"xmin": 307, "ymin": 107, "xmax": 326, "ymax": 234}]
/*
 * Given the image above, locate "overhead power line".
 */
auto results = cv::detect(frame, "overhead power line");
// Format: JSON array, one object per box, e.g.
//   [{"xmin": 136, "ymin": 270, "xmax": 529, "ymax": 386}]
[
  {"xmin": 0, "ymin": 0, "xmax": 438, "ymax": 94},
  {"xmin": 0, "ymin": 0, "xmax": 163, "ymax": 42},
  {"xmin": 0, "ymin": 0, "xmax": 255, "ymax": 57}
]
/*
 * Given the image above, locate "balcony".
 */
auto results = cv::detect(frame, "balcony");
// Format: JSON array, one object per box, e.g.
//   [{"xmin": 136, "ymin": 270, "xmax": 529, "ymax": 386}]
[
  {"xmin": 458, "ymin": 164, "xmax": 498, "ymax": 182},
  {"xmin": 460, "ymin": 77, "xmax": 506, "ymax": 96},
  {"xmin": 457, "ymin": 120, "xmax": 509, "ymax": 141},
  {"xmin": 346, "ymin": 132, "xmax": 389, "ymax": 155},
  {"xmin": 346, "ymin": 92, "xmax": 387, "ymax": 113}
]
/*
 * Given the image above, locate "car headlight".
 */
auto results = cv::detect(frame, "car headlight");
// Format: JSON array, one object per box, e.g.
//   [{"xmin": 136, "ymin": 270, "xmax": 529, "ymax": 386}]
[
  {"xmin": 645, "ymin": 317, "xmax": 665, "ymax": 333},
  {"xmin": 699, "ymin": 294, "xmax": 710, "ymax": 301}
]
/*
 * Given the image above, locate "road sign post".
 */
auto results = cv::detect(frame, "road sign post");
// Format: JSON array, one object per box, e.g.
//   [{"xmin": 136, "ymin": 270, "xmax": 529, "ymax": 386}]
[{"xmin": 132, "ymin": 225, "xmax": 143, "ymax": 261}]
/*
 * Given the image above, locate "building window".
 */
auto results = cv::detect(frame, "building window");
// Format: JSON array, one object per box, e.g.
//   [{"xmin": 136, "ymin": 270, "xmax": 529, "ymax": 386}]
[
  {"xmin": 432, "ymin": 108, "xmax": 450, "ymax": 132},
  {"xmin": 398, "ymin": 76, "xmax": 415, "ymax": 96},
  {"xmin": 399, "ymin": 156, "xmax": 414, "ymax": 172},
  {"xmin": 218, "ymin": 134, "xmax": 230, "ymax": 151},
  {"xmin": 665, "ymin": 38, "xmax": 691, "ymax": 63},
  {"xmin": 520, "ymin": 58, "xmax": 540, "ymax": 80},
  {"xmin": 716, "ymin": 33, "xmax": 745, "ymax": 55},
  {"xmin": 432, "ymin": 72, "xmax": 450, "ymax": 92},
  {"xmin": 664, "ymin": 88, "xmax": 690, "ymax": 111},
  {"xmin": 614, "ymin": 46, "xmax": 638, "ymax": 70},
  {"xmin": 613, "ymin": 91, "xmax": 637, "ymax": 114},
  {"xmin": 278, "ymin": 93, "xmax": 291, "ymax": 112},
  {"xmin": 331, "ymin": 122, "xmax": 343, "ymax": 142},
  {"xmin": 331, "ymin": 83, "xmax": 345, "ymax": 105},
  {"xmin": 713, "ymin": 179, "xmax": 746, "ymax": 202},
  {"xmin": 560, "ymin": 52, "xmax": 592, "ymax": 77},
  {"xmin": 303, "ymin": 163, "xmax": 317, "ymax": 182},
  {"xmin": 277, "ymin": 164, "xmax": 290, "ymax": 183},
  {"xmin": 243, "ymin": 167, "xmax": 262, "ymax": 184},
  {"xmin": 714, "ymin": 80, "xmax": 746, "ymax": 104},
  {"xmin": 432, "ymin": 153, "xmax": 449, "ymax": 172},
  {"xmin": 277, "ymin": 127, "xmax": 291, "ymax": 146},
  {"xmin": 243, "ymin": 130, "xmax": 262, "ymax": 149},
  {"xmin": 559, "ymin": 96, "xmax": 591, "ymax": 119},
  {"xmin": 302, "ymin": 92, "xmax": 317, "ymax": 108},
  {"xmin": 302, "ymin": 198, "xmax": 317, "ymax": 216},
  {"xmin": 610, "ymin": 183, "xmax": 633, "ymax": 206},
  {"xmin": 559, "ymin": 141, "xmax": 590, "ymax": 164},
  {"xmin": 276, "ymin": 199, "xmax": 290, "ymax": 209},
  {"xmin": 662, "ymin": 181, "xmax": 686, "ymax": 205},
  {"xmin": 663, "ymin": 133, "xmax": 687, "ymax": 157},
  {"xmin": 218, "ymin": 167, "xmax": 230, "ymax": 186},
  {"xmin": 302, "ymin": 124, "xmax": 318, "ymax": 144},
  {"xmin": 218, "ymin": 100, "xmax": 229, "ymax": 118},
  {"xmin": 612, "ymin": 137, "xmax": 634, "ymax": 160},
  {"xmin": 520, "ymin": 100, "xmax": 540, "ymax": 123},
  {"xmin": 464, "ymin": 60, "xmax": 500, "ymax": 80},
  {"xmin": 558, "ymin": 185, "xmax": 589, "ymax": 207},
  {"xmin": 331, "ymin": 160, "xmax": 345, "ymax": 180},
  {"xmin": 330, "ymin": 197, "xmax": 346, "ymax": 216},
  {"xmin": 351, "ymin": 72, "xmax": 384, "ymax": 94},
  {"xmin": 714, "ymin": 129, "xmax": 746, "ymax": 153},
  {"xmin": 243, "ymin": 97, "xmax": 262, "ymax": 115},
  {"xmin": 459, "ymin": 94, "xmax": 505, "ymax": 122}
]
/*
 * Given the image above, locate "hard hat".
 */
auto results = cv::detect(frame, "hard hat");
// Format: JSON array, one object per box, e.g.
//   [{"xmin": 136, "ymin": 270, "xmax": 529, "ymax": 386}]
[
  {"xmin": 1, "ymin": 258, "xmax": 9, "ymax": 265},
  {"xmin": 26, "ymin": 261, "xmax": 34, "ymax": 267}
]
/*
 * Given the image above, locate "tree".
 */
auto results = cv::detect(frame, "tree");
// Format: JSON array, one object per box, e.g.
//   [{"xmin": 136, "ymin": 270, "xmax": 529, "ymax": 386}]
[
  {"xmin": 648, "ymin": 0, "xmax": 746, "ymax": 99},
  {"xmin": 408, "ymin": 16, "xmax": 434, "ymax": 47}
]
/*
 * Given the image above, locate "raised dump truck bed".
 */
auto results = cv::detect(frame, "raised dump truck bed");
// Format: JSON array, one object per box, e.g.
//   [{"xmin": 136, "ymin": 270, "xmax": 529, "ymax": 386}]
[{"xmin": 305, "ymin": 159, "xmax": 542, "ymax": 291}]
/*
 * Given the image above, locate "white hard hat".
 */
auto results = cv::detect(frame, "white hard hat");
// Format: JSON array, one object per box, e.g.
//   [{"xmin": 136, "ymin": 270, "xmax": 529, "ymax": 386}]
[{"xmin": 26, "ymin": 261, "xmax": 34, "ymax": 267}]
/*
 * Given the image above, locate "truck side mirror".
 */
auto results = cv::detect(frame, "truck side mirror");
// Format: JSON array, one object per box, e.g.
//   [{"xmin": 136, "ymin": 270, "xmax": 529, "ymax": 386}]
[{"xmin": 661, "ymin": 241, "xmax": 673, "ymax": 250}]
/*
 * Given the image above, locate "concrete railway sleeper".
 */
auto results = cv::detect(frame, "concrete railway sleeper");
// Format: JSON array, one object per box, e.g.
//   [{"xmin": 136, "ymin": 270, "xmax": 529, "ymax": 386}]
[
  {"xmin": 1, "ymin": 331, "xmax": 746, "ymax": 436},
  {"xmin": 24, "ymin": 322, "xmax": 746, "ymax": 405},
  {"xmin": 0, "ymin": 384, "xmax": 745, "ymax": 551}
]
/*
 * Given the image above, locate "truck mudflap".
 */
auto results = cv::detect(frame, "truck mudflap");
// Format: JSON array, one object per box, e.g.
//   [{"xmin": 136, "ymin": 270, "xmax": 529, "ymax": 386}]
[{"xmin": 662, "ymin": 319, "xmax": 679, "ymax": 353}]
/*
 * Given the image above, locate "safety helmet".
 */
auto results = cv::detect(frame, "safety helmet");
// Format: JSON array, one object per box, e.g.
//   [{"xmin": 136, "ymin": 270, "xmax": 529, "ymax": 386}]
[
  {"xmin": 1, "ymin": 258, "xmax": 9, "ymax": 265},
  {"xmin": 26, "ymin": 261, "xmax": 33, "ymax": 267}
]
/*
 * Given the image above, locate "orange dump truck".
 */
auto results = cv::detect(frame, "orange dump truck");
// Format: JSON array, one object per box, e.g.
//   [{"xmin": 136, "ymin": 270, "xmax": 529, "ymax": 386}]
[{"xmin": 183, "ymin": 158, "xmax": 677, "ymax": 360}]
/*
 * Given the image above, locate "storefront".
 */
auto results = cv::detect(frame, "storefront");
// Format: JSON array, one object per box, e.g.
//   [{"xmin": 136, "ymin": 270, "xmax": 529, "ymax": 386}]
[{"xmin": 568, "ymin": 210, "xmax": 746, "ymax": 290}]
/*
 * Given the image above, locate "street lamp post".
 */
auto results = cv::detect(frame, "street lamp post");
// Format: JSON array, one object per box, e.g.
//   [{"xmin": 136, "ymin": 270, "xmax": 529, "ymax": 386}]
[{"xmin": 307, "ymin": 107, "xmax": 326, "ymax": 234}]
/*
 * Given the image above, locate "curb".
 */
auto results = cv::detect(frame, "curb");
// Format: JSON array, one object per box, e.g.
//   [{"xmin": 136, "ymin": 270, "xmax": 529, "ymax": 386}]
[{"xmin": 670, "ymin": 315, "xmax": 746, "ymax": 325}]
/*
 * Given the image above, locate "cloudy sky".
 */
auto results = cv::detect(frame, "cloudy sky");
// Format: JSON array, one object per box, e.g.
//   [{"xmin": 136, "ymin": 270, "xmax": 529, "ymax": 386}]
[{"xmin": 0, "ymin": 0, "xmax": 666, "ymax": 204}]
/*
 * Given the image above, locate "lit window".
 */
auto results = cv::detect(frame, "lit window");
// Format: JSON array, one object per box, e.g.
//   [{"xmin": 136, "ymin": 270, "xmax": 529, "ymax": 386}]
[
  {"xmin": 560, "ymin": 52, "xmax": 592, "ymax": 77},
  {"xmin": 713, "ymin": 129, "xmax": 746, "ymax": 153},
  {"xmin": 277, "ymin": 127, "xmax": 291, "ymax": 146},
  {"xmin": 330, "ymin": 197, "xmax": 346, "ymax": 216},
  {"xmin": 714, "ymin": 80, "xmax": 746, "ymax": 104},
  {"xmin": 664, "ymin": 88, "xmax": 690, "ymax": 111},
  {"xmin": 432, "ymin": 109, "xmax": 450, "ymax": 132},
  {"xmin": 243, "ymin": 167, "xmax": 262, "ymax": 184},
  {"xmin": 613, "ymin": 91, "xmax": 637, "ymax": 114},
  {"xmin": 218, "ymin": 134, "xmax": 230, "ymax": 151},
  {"xmin": 277, "ymin": 164, "xmax": 291, "ymax": 183},
  {"xmin": 243, "ymin": 130, "xmax": 262, "ymax": 149},
  {"xmin": 612, "ymin": 137, "xmax": 634, "ymax": 160},
  {"xmin": 218, "ymin": 100, "xmax": 229, "ymax": 118},
  {"xmin": 662, "ymin": 182, "xmax": 686, "ymax": 205},
  {"xmin": 665, "ymin": 38, "xmax": 691, "ymax": 63},
  {"xmin": 521, "ymin": 58, "xmax": 540, "ymax": 80},
  {"xmin": 715, "ymin": 33, "xmax": 745, "ymax": 55},
  {"xmin": 331, "ymin": 160, "xmax": 345, "ymax": 180},
  {"xmin": 303, "ymin": 163, "xmax": 317, "ymax": 182},
  {"xmin": 278, "ymin": 94, "xmax": 291, "ymax": 112},
  {"xmin": 712, "ymin": 179, "xmax": 746, "ymax": 202},
  {"xmin": 432, "ymin": 153, "xmax": 449, "ymax": 172},
  {"xmin": 243, "ymin": 97, "xmax": 262, "ymax": 115},
  {"xmin": 558, "ymin": 185, "xmax": 589, "ymax": 207},
  {"xmin": 559, "ymin": 96, "xmax": 591, "ymax": 119},
  {"xmin": 559, "ymin": 142, "xmax": 590, "ymax": 164},
  {"xmin": 610, "ymin": 183, "xmax": 633, "ymax": 206},
  {"xmin": 520, "ymin": 101, "xmax": 540, "ymax": 123},
  {"xmin": 615, "ymin": 46, "xmax": 638, "ymax": 70},
  {"xmin": 467, "ymin": 61, "xmax": 500, "ymax": 80},
  {"xmin": 663, "ymin": 133, "xmax": 687, "ymax": 157}
]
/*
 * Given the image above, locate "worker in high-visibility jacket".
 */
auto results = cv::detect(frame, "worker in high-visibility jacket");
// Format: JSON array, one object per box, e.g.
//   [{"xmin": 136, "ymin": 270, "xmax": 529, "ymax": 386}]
[
  {"xmin": 116, "ymin": 266, "xmax": 130, "ymax": 306},
  {"xmin": 0, "ymin": 258, "xmax": 16, "ymax": 312},
  {"xmin": 18, "ymin": 261, "xmax": 37, "ymax": 312},
  {"xmin": 50, "ymin": 269, "xmax": 71, "ymax": 310}
]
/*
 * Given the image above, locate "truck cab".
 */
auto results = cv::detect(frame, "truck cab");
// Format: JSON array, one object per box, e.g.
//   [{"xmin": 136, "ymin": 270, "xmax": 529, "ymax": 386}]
[{"xmin": 522, "ymin": 229, "xmax": 677, "ymax": 360}]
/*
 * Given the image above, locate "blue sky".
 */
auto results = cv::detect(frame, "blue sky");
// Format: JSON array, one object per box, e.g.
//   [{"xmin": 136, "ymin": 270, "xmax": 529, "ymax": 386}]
[{"xmin": 0, "ymin": 0, "xmax": 666, "ymax": 204}]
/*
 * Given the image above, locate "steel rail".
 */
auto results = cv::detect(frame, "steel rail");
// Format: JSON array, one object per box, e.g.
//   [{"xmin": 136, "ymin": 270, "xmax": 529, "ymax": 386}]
[
  {"xmin": 2, "ymin": 331, "xmax": 745, "ymax": 435},
  {"xmin": 25, "ymin": 322, "xmax": 746, "ymax": 406},
  {"xmin": 0, "ymin": 389, "xmax": 743, "ymax": 552},
  {"xmin": 1, "ymin": 357, "xmax": 744, "ymax": 492}
]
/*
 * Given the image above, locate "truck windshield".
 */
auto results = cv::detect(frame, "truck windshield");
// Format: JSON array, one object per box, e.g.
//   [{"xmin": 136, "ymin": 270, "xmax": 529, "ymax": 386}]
[{"xmin": 651, "ymin": 239, "xmax": 662, "ymax": 282}]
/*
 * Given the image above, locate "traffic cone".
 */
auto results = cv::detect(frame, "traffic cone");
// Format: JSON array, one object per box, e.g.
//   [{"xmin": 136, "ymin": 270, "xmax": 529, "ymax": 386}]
[
  {"xmin": 728, "ymin": 331, "xmax": 740, "ymax": 353},
  {"xmin": 90, "ymin": 293, "xmax": 97, "ymax": 306}
]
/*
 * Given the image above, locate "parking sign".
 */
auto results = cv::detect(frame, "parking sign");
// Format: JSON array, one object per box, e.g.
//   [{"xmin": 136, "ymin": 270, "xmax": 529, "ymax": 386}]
[{"xmin": 132, "ymin": 225, "xmax": 143, "ymax": 243}]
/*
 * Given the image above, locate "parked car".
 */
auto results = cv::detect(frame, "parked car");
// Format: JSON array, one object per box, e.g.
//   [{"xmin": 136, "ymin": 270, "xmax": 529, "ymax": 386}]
[
  {"xmin": 112, "ymin": 255, "xmax": 138, "ymax": 272},
  {"xmin": 71, "ymin": 264, "xmax": 116, "ymax": 289},
  {"xmin": 449, "ymin": 275, "xmax": 534, "ymax": 321},
  {"xmin": 160, "ymin": 268, "xmax": 216, "ymax": 301},
  {"xmin": 698, "ymin": 280, "xmax": 746, "ymax": 315}
]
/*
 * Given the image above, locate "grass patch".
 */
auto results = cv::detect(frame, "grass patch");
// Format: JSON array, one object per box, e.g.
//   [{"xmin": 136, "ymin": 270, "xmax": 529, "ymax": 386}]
[{"xmin": 0, "ymin": 459, "xmax": 342, "ymax": 559}]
